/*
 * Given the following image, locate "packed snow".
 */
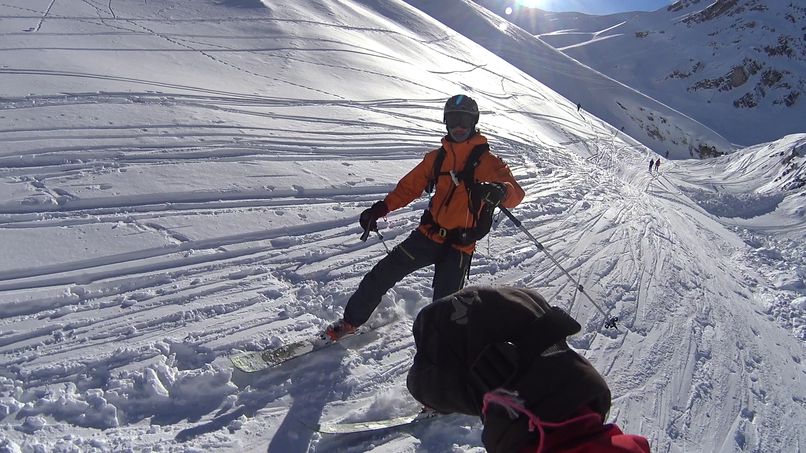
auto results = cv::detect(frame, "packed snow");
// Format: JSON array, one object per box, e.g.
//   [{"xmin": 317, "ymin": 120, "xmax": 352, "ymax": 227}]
[{"xmin": 0, "ymin": 0, "xmax": 804, "ymax": 452}]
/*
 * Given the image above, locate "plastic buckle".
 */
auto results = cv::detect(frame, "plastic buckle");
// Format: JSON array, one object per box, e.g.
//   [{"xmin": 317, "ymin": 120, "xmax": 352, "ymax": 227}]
[{"xmin": 438, "ymin": 228, "xmax": 448, "ymax": 238}]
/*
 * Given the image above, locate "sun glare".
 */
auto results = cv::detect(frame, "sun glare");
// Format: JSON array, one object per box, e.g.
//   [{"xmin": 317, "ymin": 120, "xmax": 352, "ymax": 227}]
[
  {"xmin": 505, "ymin": 6, "xmax": 513, "ymax": 15},
  {"xmin": 515, "ymin": 0, "xmax": 544, "ymax": 7}
]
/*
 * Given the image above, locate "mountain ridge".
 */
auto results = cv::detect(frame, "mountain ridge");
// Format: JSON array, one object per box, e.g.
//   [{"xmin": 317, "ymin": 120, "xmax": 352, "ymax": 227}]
[{"xmin": 478, "ymin": 0, "xmax": 805, "ymax": 152}]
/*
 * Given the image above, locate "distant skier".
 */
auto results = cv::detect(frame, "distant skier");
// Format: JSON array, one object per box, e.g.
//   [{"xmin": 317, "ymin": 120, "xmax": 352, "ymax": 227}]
[
  {"xmin": 648, "ymin": 159, "xmax": 654, "ymax": 174},
  {"xmin": 665, "ymin": 149, "xmax": 669, "ymax": 158},
  {"xmin": 655, "ymin": 158, "xmax": 661, "ymax": 173},
  {"xmin": 325, "ymin": 95, "xmax": 525, "ymax": 341},
  {"xmin": 406, "ymin": 286, "xmax": 651, "ymax": 453},
  {"xmin": 576, "ymin": 102, "xmax": 582, "ymax": 112}
]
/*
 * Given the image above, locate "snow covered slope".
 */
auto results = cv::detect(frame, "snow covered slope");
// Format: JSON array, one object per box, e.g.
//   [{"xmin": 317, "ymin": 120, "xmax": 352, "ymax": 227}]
[
  {"xmin": 0, "ymin": 0, "xmax": 804, "ymax": 452},
  {"xmin": 489, "ymin": 0, "xmax": 806, "ymax": 151},
  {"xmin": 406, "ymin": 0, "xmax": 735, "ymax": 159},
  {"xmin": 669, "ymin": 134, "xmax": 806, "ymax": 340}
]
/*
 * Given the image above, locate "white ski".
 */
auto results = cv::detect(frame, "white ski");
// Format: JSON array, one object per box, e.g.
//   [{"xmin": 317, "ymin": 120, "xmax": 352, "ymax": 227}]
[
  {"xmin": 230, "ymin": 316, "xmax": 399, "ymax": 373},
  {"xmin": 230, "ymin": 337, "xmax": 330, "ymax": 373},
  {"xmin": 316, "ymin": 409, "xmax": 439, "ymax": 434}
]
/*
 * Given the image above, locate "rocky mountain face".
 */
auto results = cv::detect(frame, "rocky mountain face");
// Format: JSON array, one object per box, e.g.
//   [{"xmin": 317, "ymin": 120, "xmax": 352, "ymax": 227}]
[
  {"xmin": 409, "ymin": 0, "xmax": 734, "ymax": 159},
  {"xmin": 477, "ymin": 0, "xmax": 805, "ymax": 155},
  {"xmin": 667, "ymin": 0, "xmax": 805, "ymax": 111}
]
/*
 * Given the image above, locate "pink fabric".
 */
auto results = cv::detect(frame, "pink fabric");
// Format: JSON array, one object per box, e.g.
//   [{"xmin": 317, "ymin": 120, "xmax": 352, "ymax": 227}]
[{"xmin": 482, "ymin": 390, "xmax": 651, "ymax": 453}]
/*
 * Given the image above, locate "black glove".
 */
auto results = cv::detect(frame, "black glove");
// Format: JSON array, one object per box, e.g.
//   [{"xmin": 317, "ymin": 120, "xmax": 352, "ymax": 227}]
[
  {"xmin": 359, "ymin": 201, "xmax": 389, "ymax": 232},
  {"xmin": 474, "ymin": 182, "xmax": 507, "ymax": 208}
]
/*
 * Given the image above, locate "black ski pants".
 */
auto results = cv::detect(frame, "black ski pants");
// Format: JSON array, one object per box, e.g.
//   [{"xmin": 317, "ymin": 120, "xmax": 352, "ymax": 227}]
[{"xmin": 343, "ymin": 230, "xmax": 471, "ymax": 327}]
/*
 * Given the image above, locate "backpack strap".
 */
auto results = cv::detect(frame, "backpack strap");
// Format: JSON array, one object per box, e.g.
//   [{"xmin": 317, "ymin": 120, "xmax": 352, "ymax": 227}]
[
  {"xmin": 427, "ymin": 143, "xmax": 490, "ymax": 194},
  {"xmin": 460, "ymin": 143, "xmax": 491, "ymax": 221},
  {"xmin": 426, "ymin": 146, "xmax": 446, "ymax": 194},
  {"xmin": 456, "ymin": 143, "xmax": 490, "ymax": 187}
]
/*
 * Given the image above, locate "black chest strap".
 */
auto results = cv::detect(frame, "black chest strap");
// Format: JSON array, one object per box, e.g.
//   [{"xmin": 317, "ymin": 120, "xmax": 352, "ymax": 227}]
[{"xmin": 426, "ymin": 143, "xmax": 489, "ymax": 194}]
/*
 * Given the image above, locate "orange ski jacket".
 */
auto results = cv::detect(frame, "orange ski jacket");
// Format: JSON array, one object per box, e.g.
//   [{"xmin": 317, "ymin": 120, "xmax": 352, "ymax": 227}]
[{"xmin": 383, "ymin": 133, "xmax": 525, "ymax": 254}]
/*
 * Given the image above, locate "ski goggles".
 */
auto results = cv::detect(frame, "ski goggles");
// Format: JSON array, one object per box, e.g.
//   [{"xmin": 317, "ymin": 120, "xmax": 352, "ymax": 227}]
[{"xmin": 445, "ymin": 111, "xmax": 476, "ymax": 129}]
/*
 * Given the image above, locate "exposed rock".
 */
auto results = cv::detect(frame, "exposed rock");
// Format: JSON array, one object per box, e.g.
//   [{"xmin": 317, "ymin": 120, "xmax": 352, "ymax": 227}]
[
  {"xmin": 734, "ymin": 91, "xmax": 759, "ymax": 108},
  {"xmin": 689, "ymin": 65, "xmax": 746, "ymax": 92},
  {"xmin": 667, "ymin": 0, "xmax": 704, "ymax": 13},
  {"xmin": 776, "ymin": 91, "xmax": 800, "ymax": 107},
  {"xmin": 762, "ymin": 69, "xmax": 784, "ymax": 86},
  {"xmin": 698, "ymin": 143, "xmax": 723, "ymax": 158},
  {"xmin": 543, "ymin": 0, "xmax": 805, "ymax": 140},
  {"xmin": 764, "ymin": 35, "xmax": 796, "ymax": 57},
  {"xmin": 684, "ymin": 0, "xmax": 742, "ymax": 24},
  {"xmin": 646, "ymin": 124, "xmax": 664, "ymax": 141},
  {"xmin": 730, "ymin": 66, "xmax": 749, "ymax": 87},
  {"xmin": 669, "ymin": 70, "xmax": 690, "ymax": 79},
  {"xmin": 690, "ymin": 76, "xmax": 726, "ymax": 92},
  {"xmin": 743, "ymin": 58, "xmax": 763, "ymax": 75},
  {"xmin": 668, "ymin": 61, "xmax": 704, "ymax": 80}
]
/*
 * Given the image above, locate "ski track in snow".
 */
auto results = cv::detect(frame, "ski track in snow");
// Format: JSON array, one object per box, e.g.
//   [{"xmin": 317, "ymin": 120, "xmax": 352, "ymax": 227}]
[
  {"xmin": 0, "ymin": 124, "xmax": 801, "ymax": 449},
  {"xmin": 1, "ymin": 1, "xmax": 804, "ymax": 452}
]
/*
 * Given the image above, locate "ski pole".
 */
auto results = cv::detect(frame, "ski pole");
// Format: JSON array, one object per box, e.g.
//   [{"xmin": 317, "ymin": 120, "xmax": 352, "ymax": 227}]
[
  {"xmin": 498, "ymin": 206, "xmax": 619, "ymax": 330},
  {"xmin": 360, "ymin": 225, "xmax": 390, "ymax": 253}
]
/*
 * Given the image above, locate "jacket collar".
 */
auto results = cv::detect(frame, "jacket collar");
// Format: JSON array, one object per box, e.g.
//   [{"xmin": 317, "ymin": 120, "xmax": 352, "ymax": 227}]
[{"xmin": 441, "ymin": 132, "xmax": 487, "ymax": 148}]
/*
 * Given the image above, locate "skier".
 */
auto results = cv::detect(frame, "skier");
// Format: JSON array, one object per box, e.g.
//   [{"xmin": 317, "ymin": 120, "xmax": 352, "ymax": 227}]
[
  {"xmin": 648, "ymin": 159, "xmax": 654, "ymax": 174},
  {"xmin": 576, "ymin": 102, "xmax": 581, "ymax": 112},
  {"xmin": 406, "ymin": 286, "xmax": 651, "ymax": 453},
  {"xmin": 326, "ymin": 95, "xmax": 525, "ymax": 341},
  {"xmin": 654, "ymin": 158, "xmax": 661, "ymax": 173}
]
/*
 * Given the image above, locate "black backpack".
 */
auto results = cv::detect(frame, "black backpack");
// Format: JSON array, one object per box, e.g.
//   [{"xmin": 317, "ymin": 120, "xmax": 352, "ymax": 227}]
[{"xmin": 423, "ymin": 143, "xmax": 495, "ymax": 245}]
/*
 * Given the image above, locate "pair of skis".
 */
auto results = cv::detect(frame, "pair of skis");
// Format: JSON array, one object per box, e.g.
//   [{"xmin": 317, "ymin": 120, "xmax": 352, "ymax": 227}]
[
  {"xmin": 229, "ymin": 316, "xmax": 395, "ymax": 373},
  {"xmin": 229, "ymin": 333, "xmax": 334, "ymax": 373},
  {"xmin": 229, "ymin": 318, "xmax": 439, "ymax": 433}
]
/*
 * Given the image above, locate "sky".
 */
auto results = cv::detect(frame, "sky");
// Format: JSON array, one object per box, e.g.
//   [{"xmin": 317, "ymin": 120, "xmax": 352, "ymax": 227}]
[
  {"xmin": 0, "ymin": 0, "xmax": 804, "ymax": 452},
  {"xmin": 514, "ymin": 0, "xmax": 675, "ymax": 15}
]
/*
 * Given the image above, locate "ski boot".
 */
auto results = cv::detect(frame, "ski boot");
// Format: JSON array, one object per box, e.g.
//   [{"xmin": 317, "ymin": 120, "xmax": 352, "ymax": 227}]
[{"xmin": 325, "ymin": 318, "xmax": 357, "ymax": 342}]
